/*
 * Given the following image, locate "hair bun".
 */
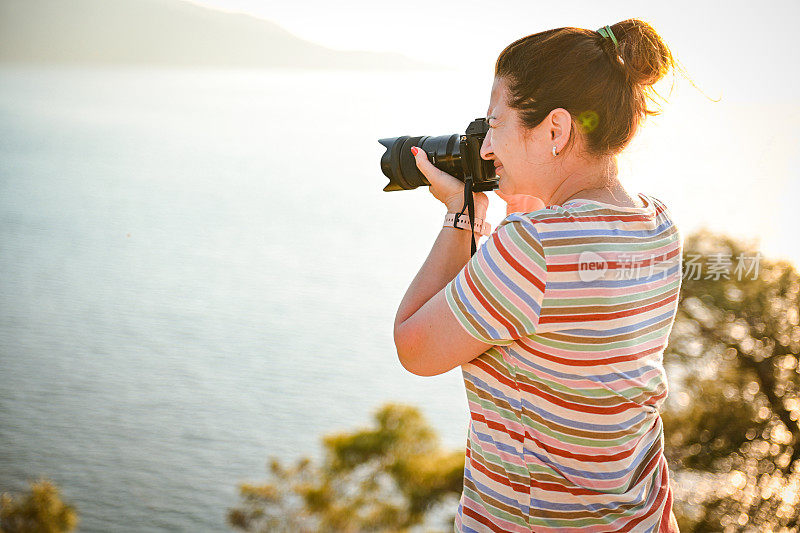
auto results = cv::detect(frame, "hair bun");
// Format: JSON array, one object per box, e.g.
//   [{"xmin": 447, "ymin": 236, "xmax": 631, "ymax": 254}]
[{"xmin": 609, "ymin": 19, "xmax": 674, "ymax": 87}]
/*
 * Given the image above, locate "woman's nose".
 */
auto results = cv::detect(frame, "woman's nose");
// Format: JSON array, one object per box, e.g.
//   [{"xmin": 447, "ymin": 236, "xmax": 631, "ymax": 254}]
[{"xmin": 480, "ymin": 131, "xmax": 493, "ymax": 160}]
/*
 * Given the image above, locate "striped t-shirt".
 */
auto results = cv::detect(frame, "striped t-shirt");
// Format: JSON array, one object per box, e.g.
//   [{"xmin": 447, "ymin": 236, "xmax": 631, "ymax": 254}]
[{"xmin": 445, "ymin": 192, "xmax": 681, "ymax": 532}]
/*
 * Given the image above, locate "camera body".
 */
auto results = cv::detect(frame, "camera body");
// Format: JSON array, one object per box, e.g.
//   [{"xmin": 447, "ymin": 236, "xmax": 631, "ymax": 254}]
[{"xmin": 378, "ymin": 118, "xmax": 498, "ymax": 192}]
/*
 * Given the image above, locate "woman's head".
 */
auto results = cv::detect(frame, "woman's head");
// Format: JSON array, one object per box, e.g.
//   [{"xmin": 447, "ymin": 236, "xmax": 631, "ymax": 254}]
[{"xmin": 480, "ymin": 19, "xmax": 675, "ymax": 201}]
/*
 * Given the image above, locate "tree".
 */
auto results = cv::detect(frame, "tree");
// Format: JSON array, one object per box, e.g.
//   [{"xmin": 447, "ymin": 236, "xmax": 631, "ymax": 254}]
[
  {"xmin": 228, "ymin": 403, "xmax": 464, "ymax": 532},
  {"xmin": 662, "ymin": 228, "xmax": 800, "ymax": 532},
  {"xmin": 0, "ymin": 477, "xmax": 79, "ymax": 533}
]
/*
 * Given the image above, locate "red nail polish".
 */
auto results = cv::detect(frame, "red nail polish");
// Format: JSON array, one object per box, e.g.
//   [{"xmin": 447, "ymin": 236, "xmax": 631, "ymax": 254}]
[{"xmin": 411, "ymin": 147, "xmax": 418, "ymax": 156}]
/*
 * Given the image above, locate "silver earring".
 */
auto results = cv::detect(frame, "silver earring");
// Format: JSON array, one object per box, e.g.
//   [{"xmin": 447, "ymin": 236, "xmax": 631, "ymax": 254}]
[{"xmin": 552, "ymin": 146, "xmax": 558, "ymax": 156}]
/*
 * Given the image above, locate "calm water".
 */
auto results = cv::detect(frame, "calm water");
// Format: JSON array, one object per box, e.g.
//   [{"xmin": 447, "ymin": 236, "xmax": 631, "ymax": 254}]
[
  {"xmin": 0, "ymin": 66, "xmax": 490, "ymax": 532},
  {"xmin": 1, "ymin": 66, "xmax": 797, "ymax": 532}
]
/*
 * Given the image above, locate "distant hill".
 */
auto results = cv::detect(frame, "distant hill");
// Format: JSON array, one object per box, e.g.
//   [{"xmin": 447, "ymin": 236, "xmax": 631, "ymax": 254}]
[{"xmin": 0, "ymin": 0, "xmax": 441, "ymax": 70}]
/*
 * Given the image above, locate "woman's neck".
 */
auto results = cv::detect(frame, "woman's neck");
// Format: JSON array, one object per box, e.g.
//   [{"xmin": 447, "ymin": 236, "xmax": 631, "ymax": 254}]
[
  {"xmin": 561, "ymin": 180, "xmax": 644, "ymax": 208},
  {"xmin": 549, "ymin": 155, "xmax": 643, "ymax": 208}
]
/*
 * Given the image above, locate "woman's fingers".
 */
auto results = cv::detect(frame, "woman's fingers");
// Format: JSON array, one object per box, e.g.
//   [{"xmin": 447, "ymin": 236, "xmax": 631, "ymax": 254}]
[
  {"xmin": 411, "ymin": 147, "xmax": 462, "ymax": 203},
  {"xmin": 411, "ymin": 146, "xmax": 489, "ymax": 213}
]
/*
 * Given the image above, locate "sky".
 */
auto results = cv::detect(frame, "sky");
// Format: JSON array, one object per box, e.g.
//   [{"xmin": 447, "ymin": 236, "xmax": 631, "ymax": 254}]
[{"xmin": 183, "ymin": 0, "xmax": 800, "ymax": 104}]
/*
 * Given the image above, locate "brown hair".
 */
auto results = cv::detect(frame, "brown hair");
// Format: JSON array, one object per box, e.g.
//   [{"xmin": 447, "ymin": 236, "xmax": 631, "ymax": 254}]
[{"xmin": 495, "ymin": 19, "xmax": 676, "ymax": 157}]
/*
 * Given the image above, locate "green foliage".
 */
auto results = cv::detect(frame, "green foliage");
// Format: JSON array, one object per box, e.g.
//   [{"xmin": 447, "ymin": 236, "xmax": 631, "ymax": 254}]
[
  {"xmin": 0, "ymin": 477, "xmax": 78, "ymax": 533},
  {"xmin": 663, "ymin": 228, "xmax": 800, "ymax": 532},
  {"xmin": 227, "ymin": 403, "xmax": 464, "ymax": 532}
]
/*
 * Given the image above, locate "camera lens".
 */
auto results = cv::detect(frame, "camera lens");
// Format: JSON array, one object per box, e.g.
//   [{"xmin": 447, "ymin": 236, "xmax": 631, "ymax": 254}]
[
  {"xmin": 378, "ymin": 119, "xmax": 498, "ymax": 192},
  {"xmin": 378, "ymin": 134, "xmax": 462, "ymax": 191}
]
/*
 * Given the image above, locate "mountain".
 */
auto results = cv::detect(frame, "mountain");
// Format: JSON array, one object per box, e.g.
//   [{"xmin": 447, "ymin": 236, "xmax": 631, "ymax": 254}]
[{"xmin": 0, "ymin": 0, "xmax": 441, "ymax": 70}]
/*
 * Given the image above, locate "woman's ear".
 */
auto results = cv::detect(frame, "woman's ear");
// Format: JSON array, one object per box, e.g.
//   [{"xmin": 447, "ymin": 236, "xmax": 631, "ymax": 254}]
[{"xmin": 548, "ymin": 108, "xmax": 572, "ymax": 148}]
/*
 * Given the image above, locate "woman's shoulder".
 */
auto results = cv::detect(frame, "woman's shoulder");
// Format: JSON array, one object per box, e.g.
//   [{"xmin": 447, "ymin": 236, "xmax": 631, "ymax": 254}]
[
  {"xmin": 508, "ymin": 192, "xmax": 678, "ymax": 226},
  {"xmin": 489, "ymin": 192, "xmax": 680, "ymax": 255},
  {"xmin": 493, "ymin": 204, "xmax": 581, "ymax": 239},
  {"xmin": 493, "ymin": 211, "xmax": 552, "ymax": 246}
]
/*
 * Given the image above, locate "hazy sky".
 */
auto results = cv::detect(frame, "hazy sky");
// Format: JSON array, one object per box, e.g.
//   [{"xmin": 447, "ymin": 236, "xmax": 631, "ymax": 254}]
[
  {"xmin": 184, "ymin": 0, "xmax": 799, "ymax": 103},
  {"xmin": 175, "ymin": 0, "xmax": 800, "ymax": 265}
]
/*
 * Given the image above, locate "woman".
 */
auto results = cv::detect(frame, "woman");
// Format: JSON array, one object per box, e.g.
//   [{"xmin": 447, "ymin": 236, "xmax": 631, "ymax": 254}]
[{"xmin": 393, "ymin": 19, "xmax": 683, "ymax": 532}]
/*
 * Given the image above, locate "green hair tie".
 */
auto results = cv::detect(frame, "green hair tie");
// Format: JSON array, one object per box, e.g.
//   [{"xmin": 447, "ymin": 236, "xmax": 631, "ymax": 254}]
[{"xmin": 597, "ymin": 25, "xmax": 619, "ymax": 49}]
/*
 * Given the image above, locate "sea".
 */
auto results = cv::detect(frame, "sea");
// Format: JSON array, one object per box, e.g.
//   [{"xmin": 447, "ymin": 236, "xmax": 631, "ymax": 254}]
[{"xmin": 1, "ymin": 65, "xmax": 797, "ymax": 532}]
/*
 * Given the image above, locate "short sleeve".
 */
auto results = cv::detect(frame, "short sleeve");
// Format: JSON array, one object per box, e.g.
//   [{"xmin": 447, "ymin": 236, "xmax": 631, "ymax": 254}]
[{"xmin": 444, "ymin": 216, "xmax": 547, "ymax": 346}]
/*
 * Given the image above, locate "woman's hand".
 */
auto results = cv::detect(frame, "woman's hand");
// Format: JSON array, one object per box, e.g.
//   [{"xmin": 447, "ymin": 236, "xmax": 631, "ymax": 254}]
[
  {"xmin": 495, "ymin": 190, "xmax": 546, "ymax": 216},
  {"xmin": 411, "ymin": 147, "xmax": 489, "ymax": 216}
]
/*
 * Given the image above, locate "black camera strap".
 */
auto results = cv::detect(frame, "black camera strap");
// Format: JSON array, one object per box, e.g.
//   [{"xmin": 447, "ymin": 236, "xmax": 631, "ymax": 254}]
[{"xmin": 453, "ymin": 176, "xmax": 478, "ymax": 257}]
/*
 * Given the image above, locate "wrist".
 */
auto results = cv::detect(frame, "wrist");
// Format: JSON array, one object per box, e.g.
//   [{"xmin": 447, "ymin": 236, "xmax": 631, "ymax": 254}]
[{"xmin": 443, "ymin": 212, "xmax": 492, "ymax": 237}]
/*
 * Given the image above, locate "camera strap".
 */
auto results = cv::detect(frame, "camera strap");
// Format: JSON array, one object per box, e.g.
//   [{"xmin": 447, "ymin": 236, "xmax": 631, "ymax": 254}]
[{"xmin": 453, "ymin": 176, "xmax": 478, "ymax": 257}]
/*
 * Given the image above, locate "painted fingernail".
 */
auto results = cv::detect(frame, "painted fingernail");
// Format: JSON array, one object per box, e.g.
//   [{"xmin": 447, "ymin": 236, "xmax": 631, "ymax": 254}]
[{"xmin": 411, "ymin": 147, "xmax": 419, "ymax": 156}]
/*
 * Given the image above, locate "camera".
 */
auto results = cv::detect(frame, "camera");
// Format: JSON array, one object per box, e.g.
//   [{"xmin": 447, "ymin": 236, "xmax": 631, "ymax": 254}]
[{"xmin": 378, "ymin": 118, "xmax": 498, "ymax": 192}]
